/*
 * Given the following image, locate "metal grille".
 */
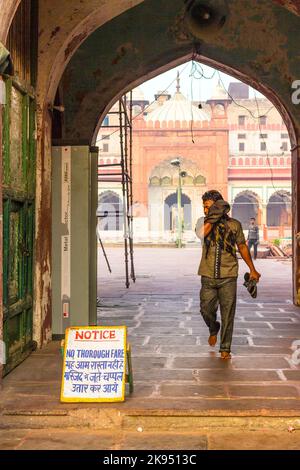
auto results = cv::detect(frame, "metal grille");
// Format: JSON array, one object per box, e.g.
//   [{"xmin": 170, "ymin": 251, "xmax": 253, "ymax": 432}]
[{"xmin": 7, "ymin": 0, "xmax": 33, "ymax": 84}]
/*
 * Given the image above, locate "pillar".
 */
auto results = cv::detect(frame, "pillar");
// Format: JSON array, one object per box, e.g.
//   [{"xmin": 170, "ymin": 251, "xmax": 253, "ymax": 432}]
[
  {"xmin": 261, "ymin": 204, "xmax": 267, "ymax": 241},
  {"xmin": 292, "ymin": 143, "xmax": 300, "ymax": 305},
  {"xmin": 0, "ymin": 77, "xmax": 3, "ymax": 383}
]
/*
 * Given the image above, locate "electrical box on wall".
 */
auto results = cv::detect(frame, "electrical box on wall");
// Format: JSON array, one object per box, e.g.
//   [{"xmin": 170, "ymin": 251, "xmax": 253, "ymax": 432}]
[{"xmin": 52, "ymin": 145, "xmax": 98, "ymax": 336}]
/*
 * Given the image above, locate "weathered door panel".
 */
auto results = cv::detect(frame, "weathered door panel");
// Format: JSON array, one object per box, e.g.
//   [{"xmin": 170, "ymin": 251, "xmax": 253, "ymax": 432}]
[
  {"xmin": 2, "ymin": 0, "xmax": 38, "ymax": 376},
  {"xmin": 2, "ymin": 79, "xmax": 36, "ymax": 376}
]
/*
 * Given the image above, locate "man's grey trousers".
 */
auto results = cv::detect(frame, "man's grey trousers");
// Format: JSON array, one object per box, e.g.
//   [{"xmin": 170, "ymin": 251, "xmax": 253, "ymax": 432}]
[{"xmin": 200, "ymin": 276, "xmax": 237, "ymax": 353}]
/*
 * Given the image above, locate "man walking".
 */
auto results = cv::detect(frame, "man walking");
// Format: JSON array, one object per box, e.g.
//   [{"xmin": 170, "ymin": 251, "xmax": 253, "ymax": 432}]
[
  {"xmin": 247, "ymin": 217, "xmax": 259, "ymax": 260},
  {"xmin": 195, "ymin": 190, "xmax": 261, "ymax": 359}
]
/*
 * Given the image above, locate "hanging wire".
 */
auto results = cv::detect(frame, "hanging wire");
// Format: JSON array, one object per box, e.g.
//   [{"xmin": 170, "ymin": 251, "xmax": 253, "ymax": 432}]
[
  {"xmin": 216, "ymin": 71, "xmax": 275, "ymax": 119},
  {"xmin": 190, "ymin": 60, "xmax": 217, "ymax": 81},
  {"xmin": 253, "ymin": 90, "xmax": 288, "ymax": 202},
  {"xmin": 216, "ymin": 69, "xmax": 290, "ymax": 203},
  {"xmin": 253, "ymin": 91, "xmax": 275, "ymax": 188},
  {"xmin": 97, "ymin": 61, "xmax": 191, "ymax": 143},
  {"xmin": 188, "ymin": 58, "xmax": 217, "ymax": 144},
  {"xmin": 190, "ymin": 62, "xmax": 195, "ymax": 144}
]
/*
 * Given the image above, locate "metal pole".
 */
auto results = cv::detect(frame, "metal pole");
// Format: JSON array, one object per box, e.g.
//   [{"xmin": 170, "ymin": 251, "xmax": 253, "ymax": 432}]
[
  {"xmin": 99, "ymin": 236, "xmax": 112, "ymax": 273},
  {"xmin": 177, "ymin": 168, "xmax": 182, "ymax": 248},
  {"xmin": 119, "ymin": 99, "xmax": 130, "ymax": 288},
  {"xmin": 128, "ymin": 90, "xmax": 136, "ymax": 282}
]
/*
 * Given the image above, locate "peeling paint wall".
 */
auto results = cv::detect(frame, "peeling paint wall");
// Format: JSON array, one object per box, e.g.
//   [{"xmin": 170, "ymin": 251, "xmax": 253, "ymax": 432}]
[
  {"xmin": 33, "ymin": 107, "xmax": 52, "ymax": 347},
  {"xmin": 37, "ymin": 0, "xmax": 143, "ymax": 107}
]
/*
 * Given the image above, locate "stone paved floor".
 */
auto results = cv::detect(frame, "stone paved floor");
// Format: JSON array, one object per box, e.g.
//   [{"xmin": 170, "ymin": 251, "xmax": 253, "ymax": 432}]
[
  {"xmin": 1, "ymin": 247, "xmax": 300, "ymax": 450},
  {"xmin": 1, "ymin": 428, "xmax": 300, "ymax": 450},
  {"xmin": 97, "ymin": 247, "xmax": 300, "ymax": 409}
]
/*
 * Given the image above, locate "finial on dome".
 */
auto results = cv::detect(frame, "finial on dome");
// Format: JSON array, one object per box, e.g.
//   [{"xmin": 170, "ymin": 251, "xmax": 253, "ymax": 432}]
[{"xmin": 176, "ymin": 71, "xmax": 180, "ymax": 93}]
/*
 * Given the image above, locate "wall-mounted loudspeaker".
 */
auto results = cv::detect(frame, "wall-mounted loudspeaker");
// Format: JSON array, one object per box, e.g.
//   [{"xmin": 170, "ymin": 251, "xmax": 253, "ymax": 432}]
[{"xmin": 184, "ymin": 0, "xmax": 228, "ymax": 39}]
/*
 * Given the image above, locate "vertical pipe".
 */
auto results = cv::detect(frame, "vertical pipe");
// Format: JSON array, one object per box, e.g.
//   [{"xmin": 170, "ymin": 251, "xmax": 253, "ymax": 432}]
[
  {"xmin": 177, "ymin": 169, "xmax": 182, "ymax": 248},
  {"xmin": 128, "ymin": 90, "xmax": 136, "ymax": 282},
  {"xmin": 119, "ymin": 99, "xmax": 129, "ymax": 288}
]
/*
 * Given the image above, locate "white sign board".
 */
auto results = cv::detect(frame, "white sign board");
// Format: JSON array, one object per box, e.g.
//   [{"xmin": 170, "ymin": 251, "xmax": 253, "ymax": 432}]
[
  {"xmin": 61, "ymin": 147, "xmax": 71, "ymax": 320},
  {"xmin": 61, "ymin": 326, "xmax": 127, "ymax": 402}
]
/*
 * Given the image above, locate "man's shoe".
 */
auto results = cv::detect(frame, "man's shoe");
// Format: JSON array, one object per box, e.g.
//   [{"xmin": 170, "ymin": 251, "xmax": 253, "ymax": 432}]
[{"xmin": 208, "ymin": 321, "xmax": 220, "ymax": 347}]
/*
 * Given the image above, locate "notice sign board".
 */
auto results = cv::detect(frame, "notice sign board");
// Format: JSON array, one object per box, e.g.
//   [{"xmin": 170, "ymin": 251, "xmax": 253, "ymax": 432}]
[{"xmin": 61, "ymin": 326, "xmax": 127, "ymax": 402}]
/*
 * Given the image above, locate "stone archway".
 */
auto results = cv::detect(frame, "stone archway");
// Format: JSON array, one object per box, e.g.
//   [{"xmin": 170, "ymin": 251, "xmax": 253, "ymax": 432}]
[
  {"xmin": 148, "ymin": 157, "xmax": 206, "ymax": 235},
  {"xmin": 97, "ymin": 190, "xmax": 123, "ymax": 231},
  {"xmin": 232, "ymin": 191, "xmax": 261, "ymax": 229},
  {"xmin": 267, "ymin": 191, "xmax": 292, "ymax": 227},
  {"xmin": 164, "ymin": 192, "xmax": 192, "ymax": 231}
]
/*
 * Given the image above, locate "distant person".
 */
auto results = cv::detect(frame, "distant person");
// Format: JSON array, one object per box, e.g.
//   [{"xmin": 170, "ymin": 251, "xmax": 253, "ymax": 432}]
[
  {"xmin": 195, "ymin": 190, "xmax": 261, "ymax": 360},
  {"xmin": 247, "ymin": 217, "xmax": 259, "ymax": 260}
]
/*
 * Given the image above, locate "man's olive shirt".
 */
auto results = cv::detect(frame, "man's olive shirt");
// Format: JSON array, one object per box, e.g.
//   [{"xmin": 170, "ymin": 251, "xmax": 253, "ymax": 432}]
[{"xmin": 195, "ymin": 217, "xmax": 246, "ymax": 279}]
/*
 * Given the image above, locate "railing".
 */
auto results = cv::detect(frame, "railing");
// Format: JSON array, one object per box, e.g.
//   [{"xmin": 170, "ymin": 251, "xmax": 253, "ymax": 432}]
[{"xmin": 229, "ymin": 155, "xmax": 291, "ymax": 168}]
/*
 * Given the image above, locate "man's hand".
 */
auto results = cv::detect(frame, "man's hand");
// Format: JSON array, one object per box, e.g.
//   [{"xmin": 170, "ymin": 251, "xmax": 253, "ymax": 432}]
[
  {"xmin": 250, "ymin": 269, "xmax": 261, "ymax": 283},
  {"xmin": 203, "ymin": 222, "xmax": 213, "ymax": 238},
  {"xmin": 238, "ymin": 243, "xmax": 261, "ymax": 283}
]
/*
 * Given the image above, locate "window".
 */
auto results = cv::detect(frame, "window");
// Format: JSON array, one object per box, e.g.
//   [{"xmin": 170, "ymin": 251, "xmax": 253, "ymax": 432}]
[
  {"xmin": 260, "ymin": 142, "xmax": 267, "ymax": 151},
  {"xmin": 260, "ymin": 134, "xmax": 268, "ymax": 139},
  {"xmin": 102, "ymin": 116, "xmax": 109, "ymax": 126},
  {"xmin": 239, "ymin": 142, "xmax": 245, "ymax": 152},
  {"xmin": 281, "ymin": 133, "xmax": 289, "ymax": 139},
  {"xmin": 102, "ymin": 135, "xmax": 110, "ymax": 140},
  {"xmin": 281, "ymin": 142, "xmax": 288, "ymax": 152},
  {"xmin": 238, "ymin": 115, "xmax": 246, "ymax": 126},
  {"xmin": 259, "ymin": 115, "xmax": 267, "ymax": 125},
  {"xmin": 103, "ymin": 144, "xmax": 109, "ymax": 152},
  {"xmin": 238, "ymin": 134, "xmax": 246, "ymax": 139}
]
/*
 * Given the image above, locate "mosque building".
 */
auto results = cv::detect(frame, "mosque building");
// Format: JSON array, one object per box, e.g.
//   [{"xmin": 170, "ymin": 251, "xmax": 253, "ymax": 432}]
[{"xmin": 97, "ymin": 75, "xmax": 291, "ymax": 244}]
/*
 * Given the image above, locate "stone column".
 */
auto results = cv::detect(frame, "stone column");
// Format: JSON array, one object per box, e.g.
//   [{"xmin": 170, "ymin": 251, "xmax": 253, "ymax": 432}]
[
  {"xmin": 292, "ymin": 142, "xmax": 300, "ymax": 305},
  {"xmin": 261, "ymin": 204, "xmax": 267, "ymax": 241},
  {"xmin": 0, "ymin": 77, "xmax": 3, "ymax": 384}
]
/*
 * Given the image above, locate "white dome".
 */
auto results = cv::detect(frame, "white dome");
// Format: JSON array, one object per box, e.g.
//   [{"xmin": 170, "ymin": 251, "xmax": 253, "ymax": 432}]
[
  {"xmin": 145, "ymin": 90, "xmax": 209, "ymax": 123},
  {"xmin": 210, "ymin": 80, "xmax": 229, "ymax": 100},
  {"xmin": 145, "ymin": 72, "xmax": 209, "ymax": 124},
  {"xmin": 132, "ymin": 86, "xmax": 145, "ymax": 101}
]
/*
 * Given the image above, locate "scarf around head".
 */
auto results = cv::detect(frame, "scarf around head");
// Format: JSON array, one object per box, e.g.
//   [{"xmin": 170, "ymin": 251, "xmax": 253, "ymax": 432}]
[{"xmin": 204, "ymin": 199, "xmax": 236, "ymax": 258}]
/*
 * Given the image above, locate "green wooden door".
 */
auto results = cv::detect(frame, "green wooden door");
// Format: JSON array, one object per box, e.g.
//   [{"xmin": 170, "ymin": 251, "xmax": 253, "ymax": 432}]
[{"xmin": 2, "ymin": 78, "xmax": 36, "ymax": 375}]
